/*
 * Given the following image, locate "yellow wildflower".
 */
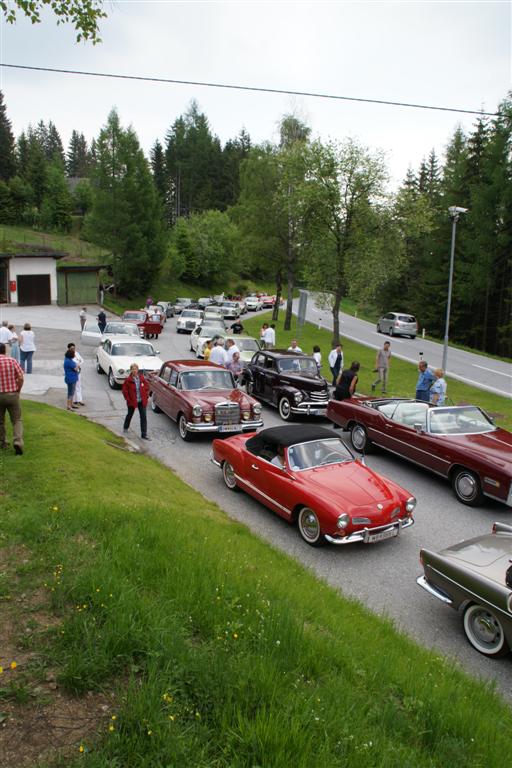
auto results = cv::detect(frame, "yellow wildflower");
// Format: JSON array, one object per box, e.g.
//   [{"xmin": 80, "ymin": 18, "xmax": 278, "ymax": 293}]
[{"xmin": 10, "ymin": 661, "xmax": 17, "ymax": 670}]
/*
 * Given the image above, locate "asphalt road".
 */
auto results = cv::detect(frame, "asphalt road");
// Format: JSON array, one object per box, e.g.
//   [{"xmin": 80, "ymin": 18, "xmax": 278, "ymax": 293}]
[
  {"xmin": 7, "ymin": 303, "xmax": 512, "ymax": 703},
  {"xmin": 296, "ymin": 292, "xmax": 512, "ymax": 399}
]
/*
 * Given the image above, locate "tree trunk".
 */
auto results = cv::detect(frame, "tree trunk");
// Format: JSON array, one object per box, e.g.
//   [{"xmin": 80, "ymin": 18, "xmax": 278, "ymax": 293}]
[
  {"xmin": 331, "ymin": 288, "xmax": 342, "ymax": 346},
  {"xmin": 272, "ymin": 271, "xmax": 282, "ymax": 322}
]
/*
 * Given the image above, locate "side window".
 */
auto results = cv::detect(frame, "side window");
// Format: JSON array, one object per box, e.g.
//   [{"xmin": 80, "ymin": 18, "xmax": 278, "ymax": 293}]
[
  {"xmin": 103, "ymin": 340, "xmax": 111, "ymax": 353},
  {"xmin": 170, "ymin": 370, "xmax": 178, "ymax": 387},
  {"xmin": 265, "ymin": 357, "xmax": 275, "ymax": 370},
  {"xmin": 160, "ymin": 366, "xmax": 171, "ymax": 383},
  {"xmin": 385, "ymin": 313, "xmax": 395, "ymax": 320},
  {"xmin": 254, "ymin": 353, "xmax": 265, "ymax": 367}
]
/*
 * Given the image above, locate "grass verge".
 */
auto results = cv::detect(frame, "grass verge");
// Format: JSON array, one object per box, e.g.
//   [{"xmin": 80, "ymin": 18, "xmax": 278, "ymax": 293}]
[
  {"xmin": 0, "ymin": 401, "xmax": 510, "ymax": 767},
  {"xmin": 241, "ymin": 312, "xmax": 512, "ymax": 430}
]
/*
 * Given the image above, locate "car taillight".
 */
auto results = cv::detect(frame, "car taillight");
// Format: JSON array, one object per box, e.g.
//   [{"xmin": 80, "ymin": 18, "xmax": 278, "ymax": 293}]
[{"xmin": 419, "ymin": 551, "xmax": 424, "ymax": 566}]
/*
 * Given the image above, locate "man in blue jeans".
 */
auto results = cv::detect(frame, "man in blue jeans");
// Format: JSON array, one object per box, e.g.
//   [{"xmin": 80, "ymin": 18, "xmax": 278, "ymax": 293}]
[{"xmin": 415, "ymin": 360, "xmax": 434, "ymax": 402}]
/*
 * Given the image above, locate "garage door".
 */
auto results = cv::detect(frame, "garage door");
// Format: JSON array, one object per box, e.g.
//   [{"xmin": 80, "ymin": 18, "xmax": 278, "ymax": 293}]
[{"xmin": 17, "ymin": 274, "xmax": 51, "ymax": 306}]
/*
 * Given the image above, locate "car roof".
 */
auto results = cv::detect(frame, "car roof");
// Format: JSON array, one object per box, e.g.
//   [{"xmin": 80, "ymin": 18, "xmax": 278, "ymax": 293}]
[
  {"xmin": 246, "ymin": 425, "xmax": 337, "ymax": 452},
  {"xmin": 258, "ymin": 349, "xmax": 310, "ymax": 358},
  {"xmin": 161, "ymin": 359, "xmax": 228, "ymax": 371},
  {"xmin": 108, "ymin": 336, "xmax": 153, "ymax": 345}
]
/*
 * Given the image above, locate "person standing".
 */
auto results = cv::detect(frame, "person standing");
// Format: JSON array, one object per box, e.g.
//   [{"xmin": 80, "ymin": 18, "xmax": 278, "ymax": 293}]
[
  {"xmin": 203, "ymin": 339, "xmax": 213, "ymax": 361},
  {"xmin": 263, "ymin": 323, "xmax": 276, "ymax": 350},
  {"xmin": 122, "ymin": 363, "xmax": 150, "ymax": 439},
  {"xmin": 64, "ymin": 349, "xmax": 80, "ymax": 411},
  {"xmin": 0, "ymin": 321, "xmax": 12, "ymax": 346},
  {"xmin": 19, "ymin": 323, "xmax": 36, "ymax": 374},
  {"xmin": 230, "ymin": 319, "xmax": 244, "ymax": 335},
  {"xmin": 79, "ymin": 307, "xmax": 87, "ymax": 331},
  {"xmin": 259, "ymin": 323, "xmax": 269, "ymax": 349},
  {"xmin": 8, "ymin": 325, "xmax": 20, "ymax": 362},
  {"xmin": 312, "ymin": 345, "xmax": 322, "ymax": 372},
  {"xmin": 288, "ymin": 340, "xmax": 302, "ymax": 352},
  {"xmin": 328, "ymin": 344, "xmax": 344, "ymax": 386},
  {"xmin": 430, "ymin": 369, "xmax": 447, "ymax": 406},
  {"xmin": 372, "ymin": 341, "xmax": 391, "ymax": 394},
  {"xmin": 0, "ymin": 342, "xmax": 24, "ymax": 455},
  {"xmin": 210, "ymin": 339, "xmax": 228, "ymax": 367},
  {"xmin": 334, "ymin": 362, "xmax": 360, "ymax": 401},
  {"xmin": 67, "ymin": 343, "xmax": 85, "ymax": 406},
  {"xmin": 226, "ymin": 338, "xmax": 240, "ymax": 363},
  {"xmin": 97, "ymin": 310, "xmax": 107, "ymax": 334},
  {"xmin": 227, "ymin": 351, "xmax": 244, "ymax": 382},
  {"xmin": 415, "ymin": 360, "xmax": 434, "ymax": 402}
]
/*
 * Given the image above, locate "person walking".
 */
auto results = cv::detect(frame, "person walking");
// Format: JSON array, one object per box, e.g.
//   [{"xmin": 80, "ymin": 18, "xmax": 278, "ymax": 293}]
[
  {"xmin": 97, "ymin": 310, "xmax": 107, "ymax": 334},
  {"xmin": 64, "ymin": 349, "xmax": 80, "ymax": 411},
  {"xmin": 8, "ymin": 325, "xmax": 20, "ymax": 363},
  {"xmin": 415, "ymin": 360, "xmax": 434, "ymax": 402},
  {"xmin": 19, "ymin": 323, "xmax": 36, "ymax": 373},
  {"xmin": 430, "ymin": 369, "xmax": 447, "ymax": 406},
  {"xmin": 0, "ymin": 342, "xmax": 24, "ymax": 455},
  {"xmin": 372, "ymin": 341, "xmax": 391, "ymax": 394},
  {"xmin": 334, "ymin": 362, "xmax": 360, "ymax": 401},
  {"xmin": 79, "ymin": 307, "xmax": 87, "ymax": 331},
  {"xmin": 122, "ymin": 363, "xmax": 150, "ymax": 439},
  {"xmin": 328, "ymin": 344, "xmax": 344, "ymax": 386}
]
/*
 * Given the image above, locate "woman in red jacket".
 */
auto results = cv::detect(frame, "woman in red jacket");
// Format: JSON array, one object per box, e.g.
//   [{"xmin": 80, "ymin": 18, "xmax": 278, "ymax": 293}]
[{"xmin": 122, "ymin": 363, "xmax": 150, "ymax": 440}]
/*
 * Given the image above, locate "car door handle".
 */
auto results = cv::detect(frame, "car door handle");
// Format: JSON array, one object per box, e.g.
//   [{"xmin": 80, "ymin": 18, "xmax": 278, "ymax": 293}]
[{"xmin": 251, "ymin": 464, "xmax": 259, "ymax": 470}]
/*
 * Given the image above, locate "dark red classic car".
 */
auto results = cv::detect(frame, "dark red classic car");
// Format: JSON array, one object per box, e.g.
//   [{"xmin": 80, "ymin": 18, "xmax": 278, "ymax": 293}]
[
  {"xmin": 147, "ymin": 360, "xmax": 263, "ymax": 441},
  {"xmin": 122, "ymin": 310, "xmax": 164, "ymax": 339},
  {"xmin": 211, "ymin": 425, "xmax": 416, "ymax": 546},
  {"xmin": 327, "ymin": 397, "xmax": 512, "ymax": 507}
]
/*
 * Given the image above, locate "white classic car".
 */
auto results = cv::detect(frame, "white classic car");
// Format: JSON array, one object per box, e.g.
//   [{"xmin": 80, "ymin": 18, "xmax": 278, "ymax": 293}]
[
  {"xmin": 95, "ymin": 337, "xmax": 164, "ymax": 389},
  {"xmin": 176, "ymin": 308, "xmax": 204, "ymax": 333},
  {"xmin": 244, "ymin": 296, "xmax": 263, "ymax": 311},
  {"xmin": 190, "ymin": 323, "xmax": 226, "ymax": 354},
  {"xmin": 81, "ymin": 321, "xmax": 141, "ymax": 346}
]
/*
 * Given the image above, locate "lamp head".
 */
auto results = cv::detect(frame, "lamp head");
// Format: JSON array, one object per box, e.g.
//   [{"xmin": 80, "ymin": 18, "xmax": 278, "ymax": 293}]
[{"xmin": 448, "ymin": 206, "xmax": 468, "ymax": 216}]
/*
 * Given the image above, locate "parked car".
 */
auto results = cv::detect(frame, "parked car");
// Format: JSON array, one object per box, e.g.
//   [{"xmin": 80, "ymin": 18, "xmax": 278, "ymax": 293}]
[
  {"xmin": 96, "ymin": 337, "xmax": 163, "ymax": 389},
  {"xmin": 245, "ymin": 296, "xmax": 263, "ymax": 311},
  {"xmin": 121, "ymin": 310, "xmax": 164, "ymax": 339},
  {"xmin": 147, "ymin": 360, "xmax": 263, "ymax": 441},
  {"xmin": 81, "ymin": 321, "xmax": 141, "ymax": 346},
  {"xmin": 259, "ymin": 295, "xmax": 276, "ymax": 308},
  {"xmin": 326, "ymin": 398, "xmax": 512, "ymax": 507},
  {"xmin": 173, "ymin": 298, "xmax": 192, "ymax": 315},
  {"xmin": 220, "ymin": 301, "xmax": 241, "ymax": 320},
  {"xmin": 242, "ymin": 350, "xmax": 331, "ymax": 421},
  {"xmin": 229, "ymin": 336, "xmax": 261, "ymax": 365},
  {"xmin": 197, "ymin": 297, "xmax": 213, "ymax": 310},
  {"xmin": 211, "ymin": 424, "xmax": 416, "ymax": 546},
  {"xmin": 190, "ymin": 327, "xmax": 227, "ymax": 356},
  {"xmin": 417, "ymin": 522, "xmax": 512, "ymax": 658},
  {"xmin": 203, "ymin": 306, "xmax": 225, "ymax": 322},
  {"xmin": 176, "ymin": 308, "xmax": 203, "ymax": 333},
  {"xmin": 236, "ymin": 300, "xmax": 248, "ymax": 315},
  {"xmin": 377, "ymin": 312, "xmax": 418, "ymax": 338},
  {"xmin": 156, "ymin": 300, "xmax": 174, "ymax": 318}
]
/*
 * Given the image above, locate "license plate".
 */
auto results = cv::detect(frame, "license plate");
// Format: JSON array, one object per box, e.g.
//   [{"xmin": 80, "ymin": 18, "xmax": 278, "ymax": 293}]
[
  {"xmin": 218, "ymin": 424, "xmax": 243, "ymax": 433},
  {"xmin": 368, "ymin": 527, "xmax": 398, "ymax": 543},
  {"xmin": 309, "ymin": 408, "xmax": 327, "ymax": 415}
]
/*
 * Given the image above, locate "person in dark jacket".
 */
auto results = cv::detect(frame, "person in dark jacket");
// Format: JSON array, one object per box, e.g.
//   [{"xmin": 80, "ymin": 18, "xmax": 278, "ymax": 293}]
[
  {"xmin": 122, "ymin": 363, "xmax": 150, "ymax": 439},
  {"xmin": 97, "ymin": 310, "xmax": 107, "ymax": 334},
  {"xmin": 334, "ymin": 361, "xmax": 360, "ymax": 400},
  {"xmin": 64, "ymin": 349, "xmax": 80, "ymax": 411}
]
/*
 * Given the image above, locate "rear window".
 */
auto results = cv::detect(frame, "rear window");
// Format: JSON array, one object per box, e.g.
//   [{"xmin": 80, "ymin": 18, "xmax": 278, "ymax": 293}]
[{"xmin": 397, "ymin": 315, "xmax": 416, "ymax": 323}]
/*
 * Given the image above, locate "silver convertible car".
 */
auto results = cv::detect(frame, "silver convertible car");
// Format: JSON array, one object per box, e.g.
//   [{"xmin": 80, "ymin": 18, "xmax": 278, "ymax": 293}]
[{"xmin": 417, "ymin": 522, "xmax": 512, "ymax": 658}]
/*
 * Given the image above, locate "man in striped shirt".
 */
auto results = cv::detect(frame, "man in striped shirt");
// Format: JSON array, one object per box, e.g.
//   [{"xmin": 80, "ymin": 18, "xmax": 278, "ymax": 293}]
[{"xmin": 0, "ymin": 342, "xmax": 24, "ymax": 455}]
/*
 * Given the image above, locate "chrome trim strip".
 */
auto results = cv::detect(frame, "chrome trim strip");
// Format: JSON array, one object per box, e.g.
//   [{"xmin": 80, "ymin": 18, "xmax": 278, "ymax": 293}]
[
  {"xmin": 416, "ymin": 575, "xmax": 453, "ymax": 604},
  {"xmin": 234, "ymin": 474, "xmax": 292, "ymax": 516},
  {"xmin": 427, "ymin": 565, "xmax": 512, "ymax": 617},
  {"xmin": 210, "ymin": 453, "xmax": 222, "ymax": 467},
  {"xmin": 186, "ymin": 419, "xmax": 263, "ymax": 433}
]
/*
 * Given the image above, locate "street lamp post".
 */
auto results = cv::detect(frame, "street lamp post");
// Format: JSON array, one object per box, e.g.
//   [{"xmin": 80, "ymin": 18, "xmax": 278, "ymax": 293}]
[{"xmin": 442, "ymin": 206, "xmax": 468, "ymax": 374}]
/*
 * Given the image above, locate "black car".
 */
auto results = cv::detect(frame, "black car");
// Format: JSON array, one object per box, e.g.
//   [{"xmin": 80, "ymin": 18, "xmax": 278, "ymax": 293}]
[{"xmin": 242, "ymin": 350, "xmax": 330, "ymax": 421}]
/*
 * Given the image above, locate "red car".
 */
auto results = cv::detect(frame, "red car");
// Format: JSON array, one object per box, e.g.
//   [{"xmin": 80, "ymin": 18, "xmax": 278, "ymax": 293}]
[
  {"xmin": 148, "ymin": 360, "xmax": 263, "ymax": 441},
  {"xmin": 211, "ymin": 424, "xmax": 416, "ymax": 546},
  {"xmin": 122, "ymin": 310, "xmax": 164, "ymax": 339},
  {"xmin": 327, "ymin": 397, "xmax": 512, "ymax": 508}
]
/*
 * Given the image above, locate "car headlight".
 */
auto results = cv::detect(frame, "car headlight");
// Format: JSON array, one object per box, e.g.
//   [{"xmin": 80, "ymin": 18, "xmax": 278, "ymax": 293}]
[
  {"xmin": 204, "ymin": 413, "xmax": 213, "ymax": 422},
  {"xmin": 117, "ymin": 368, "xmax": 125, "ymax": 375},
  {"xmin": 192, "ymin": 405, "xmax": 203, "ymax": 417},
  {"xmin": 253, "ymin": 403, "xmax": 262, "ymax": 415},
  {"xmin": 294, "ymin": 392, "xmax": 304, "ymax": 404},
  {"xmin": 336, "ymin": 513, "xmax": 350, "ymax": 529},
  {"xmin": 406, "ymin": 497, "xmax": 417, "ymax": 514}
]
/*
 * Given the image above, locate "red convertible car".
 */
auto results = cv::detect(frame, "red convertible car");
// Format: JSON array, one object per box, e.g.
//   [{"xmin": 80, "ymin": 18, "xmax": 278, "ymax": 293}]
[
  {"xmin": 147, "ymin": 360, "xmax": 263, "ymax": 441},
  {"xmin": 211, "ymin": 425, "xmax": 416, "ymax": 546},
  {"xmin": 327, "ymin": 397, "xmax": 512, "ymax": 508}
]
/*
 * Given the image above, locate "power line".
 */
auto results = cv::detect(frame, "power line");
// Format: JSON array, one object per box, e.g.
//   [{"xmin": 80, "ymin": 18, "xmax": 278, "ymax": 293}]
[{"xmin": 0, "ymin": 62, "xmax": 499, "ymax": 117}]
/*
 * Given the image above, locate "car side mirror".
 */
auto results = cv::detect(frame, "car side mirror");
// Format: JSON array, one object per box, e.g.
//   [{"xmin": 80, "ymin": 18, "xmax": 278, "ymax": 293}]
[
  {"xmin": 413, "ymin": 423, "xmax": 423, "ymax": 433},
  {"xmin": 155, "ymin": 350, "xmax": 160, "ymax": 355}
]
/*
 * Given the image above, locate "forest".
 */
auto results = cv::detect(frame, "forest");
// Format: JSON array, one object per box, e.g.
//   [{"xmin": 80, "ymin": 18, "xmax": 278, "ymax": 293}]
[{"xmin": 0, "ymin": 90, "xmax": 510, "ymax": 356}]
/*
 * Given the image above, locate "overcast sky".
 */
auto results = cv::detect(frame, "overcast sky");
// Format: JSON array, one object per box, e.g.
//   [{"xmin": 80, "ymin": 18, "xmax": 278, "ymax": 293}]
[{"xmin": 0, "ymin": 1, "xmax": 510, "ymax": 187}]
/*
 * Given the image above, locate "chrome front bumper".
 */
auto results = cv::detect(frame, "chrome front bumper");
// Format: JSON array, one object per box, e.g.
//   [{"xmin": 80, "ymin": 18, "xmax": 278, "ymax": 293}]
[
  {"xmin": 324, "ymin": 516, "xmax": 414, "ymax": 545},
  {"xmin": 416, "ymin": 575, "xmax": 453, "ymax": 604},
  {"xmin": 291, "ymin": 401, "xmax": 329, "ymax": 416},
  {"xmin": 186, "ymin": 419, "xmax": 263, "ymax": 433}
]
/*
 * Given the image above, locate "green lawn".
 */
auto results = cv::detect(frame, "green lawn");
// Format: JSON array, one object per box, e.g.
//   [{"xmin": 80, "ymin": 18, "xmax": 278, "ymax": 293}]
[
  {"xmin": 241, "ymin": 312, "xmax": 512, "ymax": 430},
  {"xmin": 0, "ymin": 401, "xmax": 510, "ymax": 767}
]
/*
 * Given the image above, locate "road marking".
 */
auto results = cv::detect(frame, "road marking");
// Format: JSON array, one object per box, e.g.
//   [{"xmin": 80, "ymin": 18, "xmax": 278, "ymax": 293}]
[{"xmin": 473, "ymin": 364, "xmax": 512, "ymax": 379}]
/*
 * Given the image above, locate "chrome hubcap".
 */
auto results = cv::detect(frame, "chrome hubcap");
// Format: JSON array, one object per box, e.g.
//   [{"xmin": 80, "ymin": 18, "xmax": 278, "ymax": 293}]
[
  {"xmin": 352, "ymin": 427, "xmax": 365, "ymax": 450},
  {"xmin": 300, "ymin": 509, "xmax": 319, "ymax": 541},
  {"xmin": 280, "ymin": 400, "xmax": 290, "ymax": 418},
  {"xmin": 457, "ymin": 473, "xmax": 476, "ymax": 499},
  {"xmin": 223, "ymin": 463, "xmax": 236, "ymax": 487},
  {"xmin": 470, "ymin": 610, "xmax": 501, "ymax": 648}
]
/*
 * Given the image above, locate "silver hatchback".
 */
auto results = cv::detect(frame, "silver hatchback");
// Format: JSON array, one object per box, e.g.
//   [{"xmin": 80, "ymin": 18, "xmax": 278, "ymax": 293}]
[{"xmin": 377, "ymin": 312, "xmax": 417, "ymax": 338}]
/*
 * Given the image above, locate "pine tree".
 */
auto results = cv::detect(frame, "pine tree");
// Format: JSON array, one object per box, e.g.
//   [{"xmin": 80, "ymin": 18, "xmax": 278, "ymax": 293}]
[
  {"xmin": 40, "ymin": 163, "xmax": 73, "ymax": 231},
  {"xmin": 0, "ymin": 91, "xmax": 16, "ymax": 181},
  {"xmin": 66, "ymin": 130, "xmax": 89, "ymax": 176},
  {"xmin": 46, "ymin": 121, "xmax": 65, "ymax": 165},
  {"xmin": 150, "ymin": 139, "xmax": 167, "ymax": 207}
]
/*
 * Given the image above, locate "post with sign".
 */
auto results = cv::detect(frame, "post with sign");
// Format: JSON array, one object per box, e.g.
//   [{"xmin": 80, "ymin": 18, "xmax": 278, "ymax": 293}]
[{"xmin": 296, "ymin": 290, "xmax": 308, "ymax": 340}]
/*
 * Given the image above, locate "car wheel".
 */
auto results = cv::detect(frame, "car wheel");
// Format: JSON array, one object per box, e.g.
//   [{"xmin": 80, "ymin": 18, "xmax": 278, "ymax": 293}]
[
  {"xmin": 410, "ymin": 335, "xmax": 416, "ymax": 340},
  {"xmin": 178, "ymin": 413, "xmax": 192, "ymax": 441},
  {"xmin": 222, "ymin": 461, "xmax": 239, "ymax": 491},
  {"xmin": 108, "ymin": 369, "xmax": 118, "ymax": 390},
  {"xmin": 451, "ymin": 468, "xmax": 483, "ymax": 506},
  {"xmin": 278, "ymin": 397, "xmax": 293, "ymax": 421},
  {"xmin": 150, "ymin": 393, "xmax": 162, "ymax": 414},
  {"xmin": 96, "ymin": 359, "xmax": 103, "ymax": 374},
  {"xmin": 376, "ymin": 324, "xmax": 381, "ymax": 333},
  {"xmin": 389, "ymin": 327, "xmax": 394, "ymax": 337},
  {"xmin": 350, "ymin": 423, "xmax": 369, "ymax": 452},
  {"xmin": 297, "ymin": 507, "xmax": 325, "ymax": 547},
  {"xmin": 463, "ymin": 604, "xmax": 510, "ymax": 658}
]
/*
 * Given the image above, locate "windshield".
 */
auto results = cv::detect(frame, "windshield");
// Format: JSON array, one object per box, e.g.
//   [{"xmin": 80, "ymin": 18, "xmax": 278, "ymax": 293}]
[
  {"xmin": 123, "ymin": 312, "xmax": 146, "ymax": 322},
  {"xmin": 111, "ymin": 343, "xmax": 155, "ymax": 357},
  {"xmin": 176, "ymin": 298, "xmax": 191, "ymax": 304},
  {"xmin": 237, "ymin": 338, "xmax": 259, "ymax": 352},
  {"xmin": 200, "ymin": 328, "xmax": 225, "ymax": 338},
  {"xmin": 288, "ymin": 438, "xmax": 353, "ymax": 470},
  {"xmin": 105, "ymin": 323, "xmax": 139, "ymax": 335},
  {"xmin": 429, "ymin": 406, "xmax": 495, "ymax": 435},
  {"xmin": 182, "ymin": 310, "xmax": 202, "ymax": 318},
  {"xmin": 180, "ymin": 370, "xmax": 235, "ymax": 390},
  {"xmin": 278, "ymin": 357, "xmax": 318, "ymax": 374}
]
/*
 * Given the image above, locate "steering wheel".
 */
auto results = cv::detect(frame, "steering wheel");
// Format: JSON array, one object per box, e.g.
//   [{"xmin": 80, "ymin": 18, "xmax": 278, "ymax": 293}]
[{"xmin": 319, "ymin": 452, "xmax": 342, "ymax": 465}]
